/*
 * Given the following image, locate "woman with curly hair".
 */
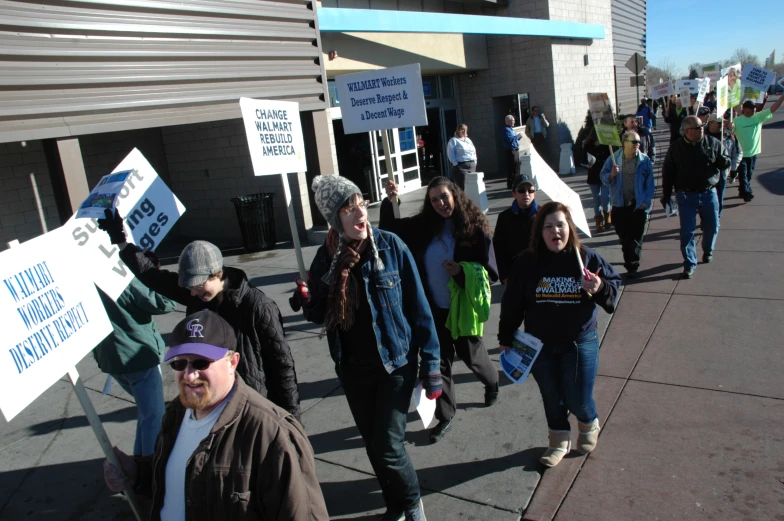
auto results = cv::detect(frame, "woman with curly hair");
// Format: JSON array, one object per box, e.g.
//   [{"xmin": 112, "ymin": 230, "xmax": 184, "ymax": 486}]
[{"xmin": 380, "ymin": 176, "xmax": 500, "ymax": 443}]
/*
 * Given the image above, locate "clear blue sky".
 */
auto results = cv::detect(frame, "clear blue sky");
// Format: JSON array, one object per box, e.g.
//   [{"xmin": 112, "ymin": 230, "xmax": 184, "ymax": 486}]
[{"xmin": 648, "ymin": 0, "xmax": 781, "ymax": 76}]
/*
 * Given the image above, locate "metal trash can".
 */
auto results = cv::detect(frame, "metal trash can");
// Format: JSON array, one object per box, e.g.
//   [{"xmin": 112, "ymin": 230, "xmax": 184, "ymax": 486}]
[{"xmin": 231, "ymin": 193, "xmax": 277, "ymax": 252}]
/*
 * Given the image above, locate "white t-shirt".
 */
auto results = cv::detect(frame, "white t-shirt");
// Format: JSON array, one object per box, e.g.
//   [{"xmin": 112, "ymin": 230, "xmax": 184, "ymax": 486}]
[{"xmin": 159, "ymin": 396, "xmax": 231, "ymax": 521}]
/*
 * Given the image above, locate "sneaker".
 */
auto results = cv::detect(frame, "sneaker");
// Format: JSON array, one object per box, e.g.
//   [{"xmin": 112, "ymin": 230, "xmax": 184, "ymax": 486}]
[
  {"xmin": 743, "ymin": 194, "xmax": 754, "ymax": 202},
  {"xmin": 429, "ymin": 419, "xmax": 452, "ymax": 443},
  {"xmin": 702, "ymin": 253, "xmax": 713, "ymax": 264},
  {"xmin": 405, "ymin": 499, "xmax": 427, "ymax": 521},
  {"xmin": 682, "ymin": 267, "xmax": 694, "ymax": 279},
  {"xmin": 485, "ymin": 383, "xmax": 499, "ymax": 407},
  {"xmin": 379, "ymin": 511, "xmax": 405, "ymax": 521}
]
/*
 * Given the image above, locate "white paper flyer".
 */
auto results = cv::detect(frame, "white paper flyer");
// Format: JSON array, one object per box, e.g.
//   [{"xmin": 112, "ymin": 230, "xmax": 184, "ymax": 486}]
[{"xmin": 500, "ymin": 330, "xmax": 543, "ymax": 385}]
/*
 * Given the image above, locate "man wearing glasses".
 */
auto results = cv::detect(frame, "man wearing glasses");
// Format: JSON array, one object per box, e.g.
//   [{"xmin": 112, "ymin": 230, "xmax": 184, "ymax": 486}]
[
  {"xmin": 97, "ymin": 210, "xmax": 301, "ymax": 419},
  {"xmin": 103, "ymin": 310, "xmax": 328, "ymax": 521},
  {"xmin": 493, "ymin": 173, "xmax": 539, "ymax": 285},
  {"xmin": 662, "ymin": 116, "xmax": 729, "ymax": 279},
  {"xmin": 621, "ymin": 114, "xmax": 656, "ymax": 163},
  {"xmin": 600, "ymin": 131, "xmax": 655, "ymax": 277}
]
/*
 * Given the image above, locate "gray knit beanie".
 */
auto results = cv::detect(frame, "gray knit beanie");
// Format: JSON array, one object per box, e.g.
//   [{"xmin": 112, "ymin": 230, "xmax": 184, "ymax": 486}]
[{"xmin": 311, "ymin": 174, "xmax": 384, "ymax": 275}]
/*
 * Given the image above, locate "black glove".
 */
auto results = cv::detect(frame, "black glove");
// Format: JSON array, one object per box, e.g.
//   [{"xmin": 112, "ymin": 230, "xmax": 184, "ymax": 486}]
[{"xmin": 97, "ymin": 208, "xmax": 127, "ymax": 245}]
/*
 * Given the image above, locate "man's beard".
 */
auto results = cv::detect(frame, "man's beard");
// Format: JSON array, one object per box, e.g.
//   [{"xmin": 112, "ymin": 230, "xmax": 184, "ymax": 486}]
[{"xmin": 179, "ymin": 380, "xmax": 213, "ymax": 410}]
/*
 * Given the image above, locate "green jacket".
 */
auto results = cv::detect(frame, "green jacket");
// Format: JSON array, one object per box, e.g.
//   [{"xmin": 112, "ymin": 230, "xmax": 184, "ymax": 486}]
[
  {"xmin": 93, "ymin": 278, "xmax": 176, "ymax": 375},
  {"xmin": 445, "ymin": 262, "xmax": 491, "ymax": 340}
]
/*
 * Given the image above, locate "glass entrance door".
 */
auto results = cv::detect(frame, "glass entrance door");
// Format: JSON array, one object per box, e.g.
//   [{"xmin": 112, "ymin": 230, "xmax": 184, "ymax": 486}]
[{"xmin": 368, "ymin": 127, "xmax": 421, "ymax": 203}]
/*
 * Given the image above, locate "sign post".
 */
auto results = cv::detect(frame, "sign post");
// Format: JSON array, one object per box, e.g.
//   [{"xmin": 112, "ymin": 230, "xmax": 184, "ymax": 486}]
[
  {"xmin": 335, "ymin": 63, "xmax": 428, "ymax": 218},
  {"xmin": 2, "ymin": 231, "xmax": 142, "ymax": 521},
  {"xmin": 239, "ymin": 97, "xmax": 308, "ymax": 281},
  {"xmin": 625, "ymin": 52, "xmax": 649, "ymax": 107}
]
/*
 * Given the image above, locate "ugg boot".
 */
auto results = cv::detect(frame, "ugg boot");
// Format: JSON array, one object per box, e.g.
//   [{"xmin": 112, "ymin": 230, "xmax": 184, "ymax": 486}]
[
  {"xmin": 540, "ymin": 430, "xmax": 572, "ymax": 468},
  {"xmin": 577, "ymin": 418, "xmax": 600, "ymax": 455},
  {"xmin": 603, "ymin": 210, "xmax": 612, "ymax": 228},
  {"xmin": 594, "ymin": 214, "xmax": 604, "ymax": 233}
]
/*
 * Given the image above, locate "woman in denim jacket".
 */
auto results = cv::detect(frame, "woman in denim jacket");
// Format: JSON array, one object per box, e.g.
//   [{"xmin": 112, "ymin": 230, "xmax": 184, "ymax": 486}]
[{"xmin": 301, "ymin": 175, "xmax": 440, "ymax": 521}]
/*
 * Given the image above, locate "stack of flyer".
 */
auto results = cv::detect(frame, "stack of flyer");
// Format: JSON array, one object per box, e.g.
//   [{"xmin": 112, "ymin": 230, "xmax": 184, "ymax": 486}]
[{"xmin": 500, "ymin": 330, "xmax": 543, "ymax": 385}]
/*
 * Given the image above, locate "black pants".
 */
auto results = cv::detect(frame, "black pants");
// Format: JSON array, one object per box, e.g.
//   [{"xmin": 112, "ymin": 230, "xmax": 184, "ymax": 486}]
[
  {"xmin": 506, "ymin": 149, "xmax": 517, "ymax": 186},
  {"xmin": 611, "ymin": 205, "xmax": 648, "ymax": 271},
  {"xmin": 532, "ymin": 132, "xmax": 547, "ymax": 161},
  {"xmin": 451, "ymin": 161, "xmax": 476, "ymax": 191},
  {"xmin": 432, "ymin": 308, "xmax": 498, "ymax": 422},
  {"xmin": 340, "ymin": 359, "xmax": 420, "ymax": 513}
]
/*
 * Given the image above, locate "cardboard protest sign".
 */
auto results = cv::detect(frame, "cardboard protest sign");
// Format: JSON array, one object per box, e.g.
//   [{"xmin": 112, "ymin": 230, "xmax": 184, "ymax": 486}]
[
  {"xmin": 65, "ymin": 149, "xmax": 186, "ymax": 300},
  {"xmin": 335, "ymin": 64, "xmax": 428, "ymax": 134},
  {"xmin": 742, "ymin": 86, "xmax": 765, "ymax": 105},
  {"xmin": 676, "ymin": 79, "xmax": 700, "ymax": 95},
  {"xmin": 700, "ymin": 63, "xmax": 721, "ymax": 83},
  {"xmin": 741, "ymin": 64, "xmax": 776, "ymax": 91},
  {"xmin": 679, "ymin": 87, "xmax": 692, "ymax": 110},
  {"xmin": 649, "ymin": 80, "xmax": 674, "ymax": 100},
  {"xmin": 528, "ymin": 144, "xmax": 592, "ymax": 237},
  {"xmin": 0, "ymin": 226, "xmax": 113, "ymax": 421},
  {"xmin": 721, "ymin": 63, "xmax": 743, "ymax": 107},
  {"xmin": 716, "ymin": 76, "xmax": 729, "ymax": 115},
  {"xmin": 697, "ymin": 77, "xmax": 711, "ymax": 104},
  {"xmin": 586, "ymin": 93, "xmax": 620, "ymax": 147},
  {"xmin": 239, "ymin": 98, "xmax": 307, "ymax": 176}
]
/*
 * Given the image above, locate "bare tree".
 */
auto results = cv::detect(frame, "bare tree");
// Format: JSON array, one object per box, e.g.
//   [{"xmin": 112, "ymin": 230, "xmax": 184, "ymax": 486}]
[
  {"xmin": 650, "ymin": 57, "xmax": 682, "ymax": 81},
  {"xmin": 730, "ymin": 48, "xmax": 761, "ymax": 67}
]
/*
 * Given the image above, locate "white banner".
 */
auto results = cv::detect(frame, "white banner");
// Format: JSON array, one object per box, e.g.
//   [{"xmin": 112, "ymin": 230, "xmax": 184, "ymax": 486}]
[
  {"xmin": 741, "ymin": 64, "xmax": 776, "ymax": 91},
  {"xmin": 336, "ymin": 64, "xmax": 428, "ymax": 134},
  {"xmin": 66, "ymin": 149, "xmax": 186, "ymax": 300},
  {"xmin": 239, "ymin": 98, "xmax": 307, "ymax": 176},
  {"xmin": 528, "ymin": 146, "xmax": 591, "ymax": 237},
  {"xmin": 0, "ymin": 227, "xmax": 113, "ymax": 421},
  {"xmin": 649, "ymin": 80, "xmax": 674, "ymax": 100}
]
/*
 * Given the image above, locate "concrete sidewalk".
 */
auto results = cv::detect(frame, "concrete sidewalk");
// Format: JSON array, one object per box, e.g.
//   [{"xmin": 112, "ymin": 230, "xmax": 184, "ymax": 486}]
[{"xmin": 2, "ymin": 102, "xmax": 781, "ymax": 521}]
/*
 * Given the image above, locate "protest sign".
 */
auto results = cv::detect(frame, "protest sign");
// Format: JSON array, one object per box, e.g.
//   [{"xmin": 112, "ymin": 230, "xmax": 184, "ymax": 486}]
[
  {"xmin": 700, "ymin": 63, "xmax": 721, "ymax": 83},
  {"xmin": 697, "ymin": 77, "xmax": 711, "ymax": 104},
  {"xmin": 721, "ymin": 63, "xmax": 743, "ymax": 108},
  {"xmin": 335, "ymin": 64, "xmax": 428, "ymax": 134},
  {"xmin": 716, "ymin": 76, "xmax": 729, "ymax": 115},
  {"xmin": 66, "ymin": 149, "xmax": 186, "ymax": 300},
  {"xmin": 649, "ymin": 80, "xmax": 674, "ymax": 100},
  {"xmin": 239, "ymin": 98, "xmax": 309, "ymax": 279},
  {"xmin": 679, "ymin": 86, "xmax": 692, "ymax": 109},
  {"xmin": 587, "ymin": 93, "xmax": 620, "ymax": 149},
  {"xmin": 500, "ymin": 330, "xmax": 543, "ymax": 385},
  {"xmin": 742, "ymin": 86, "xmax": 765, "ymax": 105},
  {"xmin": 741, "ymin": 64, "xmax": 776, "ymax": 91},
  {"xmin": 239, "ymin": 98, "xmax": 307, "ymax": 176},
  {"xmin": 0, "ymin": 227, "xmax": 113, "ymax": 421},
  {"xmin": 528, "ymin": 144, "xmax": 592, "ymax": 237}
]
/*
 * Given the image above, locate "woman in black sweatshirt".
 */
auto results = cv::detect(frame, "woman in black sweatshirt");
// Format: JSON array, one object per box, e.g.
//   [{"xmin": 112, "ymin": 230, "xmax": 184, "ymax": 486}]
[{"xmin": 498, "ymin": 201, "xmax": 621, "ymax": 468}]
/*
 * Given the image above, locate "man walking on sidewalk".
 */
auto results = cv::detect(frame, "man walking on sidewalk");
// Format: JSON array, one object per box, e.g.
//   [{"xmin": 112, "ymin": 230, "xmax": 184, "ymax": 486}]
[
  {"xmin": 733, "ymin": 96, "xmax": 784, "ymax": 202},
  {"xmin": 662, "ymin": 116, "xmax": 729, "ymax": 279}
]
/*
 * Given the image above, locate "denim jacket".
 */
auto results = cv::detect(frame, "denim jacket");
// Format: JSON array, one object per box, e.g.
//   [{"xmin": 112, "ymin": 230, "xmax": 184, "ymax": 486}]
[
  {"xmin": 600, "ymin": 150, "xmax": 655, "ymax": 213},
  {"xmin": 304, "ymin": 227, "xmax": 440, "ymax": 377}
]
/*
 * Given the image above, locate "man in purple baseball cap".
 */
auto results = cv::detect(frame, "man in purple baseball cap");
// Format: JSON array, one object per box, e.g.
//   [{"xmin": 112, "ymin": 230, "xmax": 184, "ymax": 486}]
[{"xmin": 103, "ymin": 310, "xmax": 328, "ymax": 520}]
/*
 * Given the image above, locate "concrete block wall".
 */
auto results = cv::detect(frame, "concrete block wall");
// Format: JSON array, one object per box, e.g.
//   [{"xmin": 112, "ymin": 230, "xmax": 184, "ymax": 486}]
[
  {"xmin": 0, "ymin": 141, "xmax": 60, "ymax": 249},
  {"xmin": 549, "ymin": 0, "xmax": 616, "ymax": 154},
  {"xmin": 160, "ymin": 119, "xmax": 309, "ymax": 248}
]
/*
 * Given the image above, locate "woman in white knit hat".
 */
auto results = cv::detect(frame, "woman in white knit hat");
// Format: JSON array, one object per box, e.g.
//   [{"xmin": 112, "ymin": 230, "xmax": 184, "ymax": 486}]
[{"xmin": 297, "ymin": 174, "xmax": 441, "ymax": 521}]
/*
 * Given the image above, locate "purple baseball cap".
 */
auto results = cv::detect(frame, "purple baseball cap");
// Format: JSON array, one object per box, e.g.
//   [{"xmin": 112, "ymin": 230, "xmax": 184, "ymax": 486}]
[{"xmin": 164, "ymin": 310, "xmax": 237, "ymax": 362}]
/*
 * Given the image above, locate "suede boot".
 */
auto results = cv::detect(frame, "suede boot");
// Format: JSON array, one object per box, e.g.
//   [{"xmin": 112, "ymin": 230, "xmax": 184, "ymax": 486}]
[
  {"xmin": 540, "ymin": 430, "xmax": 571, "ymax": 467},
  {"xmin": 603, "ymin": 210, "xmax": 612, "ymax": 228},
  {"xmin": 594, "ymin": 214, "xmax": 604, "ymax": 233},
  {"xmin": 577, "ymin": 418, "xmax": 600, "ymax": 454}
]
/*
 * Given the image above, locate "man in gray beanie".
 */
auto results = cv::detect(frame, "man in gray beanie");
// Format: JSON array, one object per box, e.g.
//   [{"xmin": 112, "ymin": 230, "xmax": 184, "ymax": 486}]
[
  {"xmin": 97, "ymin": 209, "xmax": 301, "ymax": 419},
  {"xmin": 299, "ymin": 174, "xmax": 441, "ymax": 521}
]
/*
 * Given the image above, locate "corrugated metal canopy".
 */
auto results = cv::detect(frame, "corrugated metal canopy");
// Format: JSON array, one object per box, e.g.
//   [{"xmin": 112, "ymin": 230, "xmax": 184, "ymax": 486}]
[{"xmin": 0, "ymin": 0, "xmax": 328, "ymax": 143}]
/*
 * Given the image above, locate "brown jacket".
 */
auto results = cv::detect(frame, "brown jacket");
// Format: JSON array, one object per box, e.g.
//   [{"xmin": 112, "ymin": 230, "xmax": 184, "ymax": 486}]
[{"xmin": 135, "ymin": 377, "xmax": 328, "ymax": 521}]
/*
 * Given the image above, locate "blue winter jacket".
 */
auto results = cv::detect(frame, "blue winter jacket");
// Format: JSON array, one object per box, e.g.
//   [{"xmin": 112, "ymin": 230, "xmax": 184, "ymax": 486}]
[
  {"xmin": 600, "ymin": 150, "xmax": 655, "ymax": 213},
  {"xmin": 304, "ymin": 226, "xmax": 441, "ymax": 377}
]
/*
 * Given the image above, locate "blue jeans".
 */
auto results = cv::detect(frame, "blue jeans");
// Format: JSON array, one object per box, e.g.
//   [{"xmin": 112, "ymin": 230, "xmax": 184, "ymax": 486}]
[
  {"xmin": 340, "ymin": 359, "xmax": 420, "ymax": 513},
  {"xmin": 716, "ymin": 173, "xmax": 727, "ymax": 218},
  {"xmin": 530, "ymin": 332, "xmax": 599, "ymax": 431},
  {"xmin": 738, "ymin": 155, "xmax": 757, "ymax": 197},
  {"xmin": 111, "ymin": 367, "xmax": 165, "ymax": 456},
  {"xmin": 676, "ymin": 189, "xmax": 719, "ymax": 270},
  {"xmin": 588, "ymin": 184, "xmax": 610, "ymax": 216}
]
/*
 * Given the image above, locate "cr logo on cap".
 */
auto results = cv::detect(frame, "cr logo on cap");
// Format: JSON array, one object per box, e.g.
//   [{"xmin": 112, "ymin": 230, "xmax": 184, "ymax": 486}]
[{"xmin": 186, "ymin": 319, "xmax": 204, "ymax": 338}]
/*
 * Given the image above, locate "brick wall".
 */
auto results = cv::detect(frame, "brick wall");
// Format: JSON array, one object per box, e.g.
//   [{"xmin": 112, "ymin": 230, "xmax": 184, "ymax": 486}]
[{"xmin": 0, "ymin": 140, "xmax": 60, "ymax": 249}]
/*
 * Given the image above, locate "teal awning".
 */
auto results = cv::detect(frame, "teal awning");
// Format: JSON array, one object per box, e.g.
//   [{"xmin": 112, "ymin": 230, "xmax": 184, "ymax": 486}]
[{"xmin": 317, "ymin": 8, "xmax": 605, "ymax": 39}]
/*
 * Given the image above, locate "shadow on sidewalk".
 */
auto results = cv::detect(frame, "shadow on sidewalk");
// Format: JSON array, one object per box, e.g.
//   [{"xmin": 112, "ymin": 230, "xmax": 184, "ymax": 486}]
[{"xmin": 758, "ymin": 169, "xmax": 784, "ymax": 195}]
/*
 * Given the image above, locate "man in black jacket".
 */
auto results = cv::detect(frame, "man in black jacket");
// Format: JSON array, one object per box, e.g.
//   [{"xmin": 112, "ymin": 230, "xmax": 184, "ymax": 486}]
[
  {"xmin": 493, "ymin": 173, "xmax": 538, "ymax": 284},
  {"xmin": 661, "ymin": 116, "xmax": 730, "ymax": 279},
  {"xmin": 97, "ymin": 210, "xmax": 301, "ymax": 418},
  {"xmin": 620, "ymin": 115, "xmax": 656, "ymax": 163}
]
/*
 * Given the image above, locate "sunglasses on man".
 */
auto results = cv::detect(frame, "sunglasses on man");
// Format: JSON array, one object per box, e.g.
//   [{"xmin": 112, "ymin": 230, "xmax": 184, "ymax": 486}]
[
  {"xmin": 625, "ymin": 139, "xmax": 641, "ymax": 145},
  {"xmin": 169, "ymin": 358, "xmax": 222, "ymax": 372},
  {"xmin": 516, "ymin": 187, "xmax": 536, "ymax": 194}
]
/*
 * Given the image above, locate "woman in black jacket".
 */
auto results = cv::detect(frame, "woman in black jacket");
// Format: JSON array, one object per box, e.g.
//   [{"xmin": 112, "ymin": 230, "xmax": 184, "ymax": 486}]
[
  {"xmin": 498, "ymin": 202, "xmax": 621, "ymax": 468},
  {"xmin": 380, "ymin": 176, "xmax": 500, "ymax": 443}
]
